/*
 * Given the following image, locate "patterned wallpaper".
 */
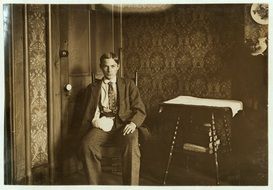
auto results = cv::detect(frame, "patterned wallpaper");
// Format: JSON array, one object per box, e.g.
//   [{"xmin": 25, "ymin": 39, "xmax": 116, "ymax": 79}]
[
  {"xmin": 122, "ymin": 5, "xmax": 244, "ymax": 120},
  {"xmin": 28, "ymin": 5, "xmax": 48, "ymax": 167}
]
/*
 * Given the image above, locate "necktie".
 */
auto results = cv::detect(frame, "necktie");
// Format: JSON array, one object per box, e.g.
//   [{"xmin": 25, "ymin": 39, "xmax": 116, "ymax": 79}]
[{"xmin": 108, "ymin": 82, "xmax": 117, "ymax": 113}]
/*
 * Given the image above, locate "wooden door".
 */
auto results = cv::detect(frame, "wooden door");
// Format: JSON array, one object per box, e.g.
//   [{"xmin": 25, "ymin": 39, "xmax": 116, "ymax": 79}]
[
  {"xmin": 54, "ymin": 5, "xmax": 116, "ymax": 180},
  {"xmin": 58, "ymin": 5, "xmax": 93, "ymax": 177}
]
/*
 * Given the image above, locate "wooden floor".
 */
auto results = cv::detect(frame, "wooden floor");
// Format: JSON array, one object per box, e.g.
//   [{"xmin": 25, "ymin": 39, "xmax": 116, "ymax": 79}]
[
  {"xmin": 61, "ymin": 171, "xmax": 157, "ymax": 185},
  {"xmin": 59, "ymin": 108, "xmax": 267, "ymax": 186},
  {"xmin": 59, "ymin": 164, "xmax": 233, "ymax": 185}
]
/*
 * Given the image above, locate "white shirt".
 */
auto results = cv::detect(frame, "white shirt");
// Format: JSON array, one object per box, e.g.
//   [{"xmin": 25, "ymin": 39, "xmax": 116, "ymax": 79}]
[
  {"xmin": 91, "ymin": 77, "xmax": 136, "ymax": 130},
  {"xmin": 100, "ymin": 77, "xmax": 118, "ymax": 109},
  {"xmin": 92, "ymin": 77, "xmax": 117, "ymax": 123}
]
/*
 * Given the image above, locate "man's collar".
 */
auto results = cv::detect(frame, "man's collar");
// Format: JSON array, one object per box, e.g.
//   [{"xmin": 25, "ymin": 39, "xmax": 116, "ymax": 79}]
[{"xmin": 103, "ymin": 76, "xmax": 117, "ymax": 84}]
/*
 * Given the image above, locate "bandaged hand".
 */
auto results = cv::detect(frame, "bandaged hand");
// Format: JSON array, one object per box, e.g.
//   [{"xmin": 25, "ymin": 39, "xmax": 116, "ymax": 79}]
[
  {"xmin": 92, "ymin": 116, "xmax": 114, "ymax": 132},
  {"xmin": 123, "ymin": 122, "xmax": 137, "ymax": 135}
]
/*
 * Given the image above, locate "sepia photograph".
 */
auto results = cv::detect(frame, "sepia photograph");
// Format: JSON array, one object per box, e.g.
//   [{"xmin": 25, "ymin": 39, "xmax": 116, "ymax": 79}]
[{"xmin": 2, "ymin": 1, "xmax": 269, "ymax": 187}]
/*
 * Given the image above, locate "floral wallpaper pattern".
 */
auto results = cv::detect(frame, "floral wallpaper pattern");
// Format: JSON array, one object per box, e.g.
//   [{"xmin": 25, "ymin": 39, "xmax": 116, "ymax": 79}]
[
  {"xmin": 123, "ymin": 5, "xmax": 243, "ymax": 118},
  {"xmin": 28, "ymin": 5, "xmax": 48, "ymax": 167}
]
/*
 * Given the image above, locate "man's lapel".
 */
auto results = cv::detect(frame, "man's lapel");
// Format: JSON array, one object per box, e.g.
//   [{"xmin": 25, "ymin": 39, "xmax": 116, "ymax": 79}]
[
  {"xmin": 117, "ymin": 78, "xmax": 125, "ymax": 114},
  {"xmin": 92, "ymin": 80, "xmax": 102, "ymax": 107}
]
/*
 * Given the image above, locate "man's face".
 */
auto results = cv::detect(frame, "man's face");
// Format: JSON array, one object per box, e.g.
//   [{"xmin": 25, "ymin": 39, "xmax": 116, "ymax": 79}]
[{"xmin": 100, "ymin": 58, "xmax": 120, "ymax": 80}]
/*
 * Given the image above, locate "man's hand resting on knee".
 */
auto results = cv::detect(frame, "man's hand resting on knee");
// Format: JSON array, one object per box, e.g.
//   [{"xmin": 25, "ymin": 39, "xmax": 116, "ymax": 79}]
[{"xmin": 123, "ymin": 122, "xmax": 137, "ymax": 135}]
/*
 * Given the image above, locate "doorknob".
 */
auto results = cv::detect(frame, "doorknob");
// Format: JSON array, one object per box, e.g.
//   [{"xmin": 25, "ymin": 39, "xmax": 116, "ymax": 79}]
[
  {"xmin": 64, "ymin": 84, "xmax": 72, "ymax": 96},
  {"xmin": 65, "ymin": 84, "xmax": 72, "ymax": 91}
]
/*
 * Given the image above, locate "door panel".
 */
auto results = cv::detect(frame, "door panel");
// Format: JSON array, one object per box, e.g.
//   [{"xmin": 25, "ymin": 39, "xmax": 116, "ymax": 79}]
[
  {"xmin": 68, "ymin": 6, "xmax": 91, "ymax": 76},
  {"xmin": 59, "ymin": 5, "xmax": 92, "ymax": 177},
  {"xmin": 57, "ymin": 5, "xmax": 116, "ymax": 179}
]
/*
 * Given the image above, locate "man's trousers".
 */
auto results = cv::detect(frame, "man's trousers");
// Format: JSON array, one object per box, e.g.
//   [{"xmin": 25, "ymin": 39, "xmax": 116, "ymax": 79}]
[{"xmin": 80, "ymin": 127, "xmax": 141, "ymax": 185}]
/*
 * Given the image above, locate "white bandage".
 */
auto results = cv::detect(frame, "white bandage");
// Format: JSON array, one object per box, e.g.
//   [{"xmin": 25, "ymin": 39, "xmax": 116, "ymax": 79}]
[{"xmin": 92, "ymin": 116, "xmax": 114, "ymax": 132}]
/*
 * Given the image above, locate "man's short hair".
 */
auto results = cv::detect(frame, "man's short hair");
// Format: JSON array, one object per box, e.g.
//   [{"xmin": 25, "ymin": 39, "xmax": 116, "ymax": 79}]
[{"xmin": 100, "ymin": 52, "xmax": 119, "ymax": 67}]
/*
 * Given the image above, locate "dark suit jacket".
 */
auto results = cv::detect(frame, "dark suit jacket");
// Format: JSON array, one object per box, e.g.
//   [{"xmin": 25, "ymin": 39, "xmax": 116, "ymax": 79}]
[{"xmin": 80, "ymin": 77, "xmax": 146, "ymax": 132}]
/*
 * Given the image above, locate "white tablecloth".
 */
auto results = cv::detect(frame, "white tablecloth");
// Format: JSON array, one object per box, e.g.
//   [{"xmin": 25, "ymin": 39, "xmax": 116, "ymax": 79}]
[{"xmin": 163, "ymin": 96, "xmax": 243, "ymax": 117}]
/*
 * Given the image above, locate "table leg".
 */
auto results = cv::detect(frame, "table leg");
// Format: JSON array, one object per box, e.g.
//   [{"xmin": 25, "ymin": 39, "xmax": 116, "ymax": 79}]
[
  {"xmin": 223, "ymin": 114, "xmax": 232, "ymax": 152},
  {"xmin": 211, "ymin": 112, "xmax": 220, "ymax": 185},
  {"xmin": 163, "ymin": 116, "xmax": 181, "ymax": 185}
]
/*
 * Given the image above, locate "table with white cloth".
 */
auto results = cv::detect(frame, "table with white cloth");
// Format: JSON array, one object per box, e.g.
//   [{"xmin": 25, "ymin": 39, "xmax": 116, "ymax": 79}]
[{"xmin": 158, "ymin": 96, "xmax": 243, "ymax": 185}]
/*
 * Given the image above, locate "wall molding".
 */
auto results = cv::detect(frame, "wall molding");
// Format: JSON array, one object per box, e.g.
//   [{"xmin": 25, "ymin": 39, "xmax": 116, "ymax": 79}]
[
  {"xmin": 46, "ymin": 5, "xmax": 54, "ymax": 184},
  {"xmin": 23, "ymin": 4, "xmax": 32, "ymax": 184}
]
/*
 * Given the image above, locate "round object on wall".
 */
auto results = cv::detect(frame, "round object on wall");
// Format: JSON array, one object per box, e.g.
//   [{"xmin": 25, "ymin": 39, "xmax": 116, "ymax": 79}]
[{"xmin": 250, "ymin": 4, "xmax": 268, "ymax": 25}]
